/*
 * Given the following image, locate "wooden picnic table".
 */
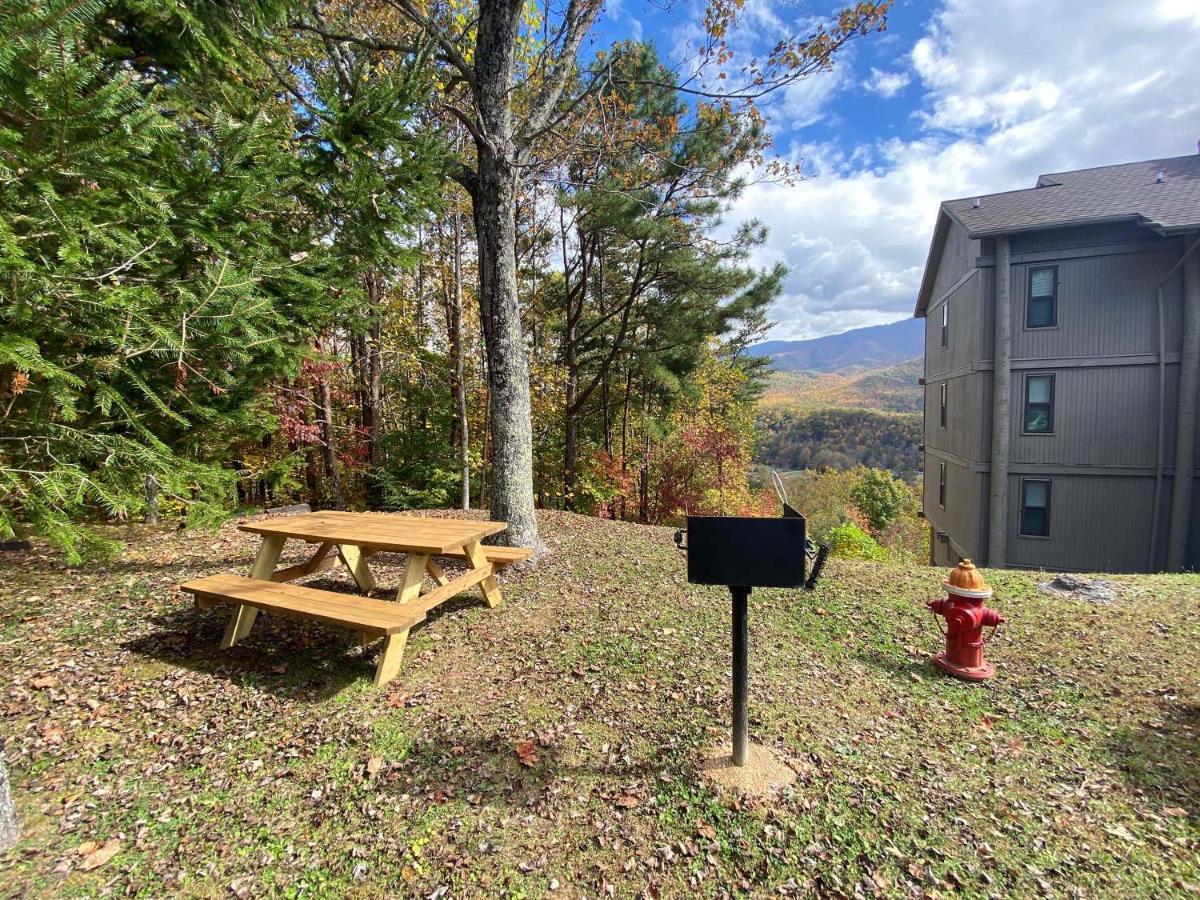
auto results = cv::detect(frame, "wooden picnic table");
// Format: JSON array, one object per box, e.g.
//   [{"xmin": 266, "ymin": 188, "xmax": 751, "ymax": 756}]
[{"xmin": 181, "ymin": 511, "xmax": 532, "ymax": 686}]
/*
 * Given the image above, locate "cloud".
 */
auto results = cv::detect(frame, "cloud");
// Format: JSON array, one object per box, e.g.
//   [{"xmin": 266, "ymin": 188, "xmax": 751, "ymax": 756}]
[
  {"xmin": 863, "ymin": 67, "xmax": 910, "ymax": 98},
  {"xmin": 734, "ymin": 0, "xmax": 1200, "ymax": 340}
]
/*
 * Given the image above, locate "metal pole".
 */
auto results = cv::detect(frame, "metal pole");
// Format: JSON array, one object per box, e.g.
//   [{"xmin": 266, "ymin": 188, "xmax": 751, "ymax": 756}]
[{"xmin": 730, "ymin": 586, "xmax": 749, "ymax": 766}]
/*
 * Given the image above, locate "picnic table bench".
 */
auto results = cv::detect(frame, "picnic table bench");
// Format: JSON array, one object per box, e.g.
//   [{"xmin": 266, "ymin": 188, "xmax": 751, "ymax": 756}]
[{"xmin": 180, "ymin": 512, "xmax": 532, "ymax": 686}]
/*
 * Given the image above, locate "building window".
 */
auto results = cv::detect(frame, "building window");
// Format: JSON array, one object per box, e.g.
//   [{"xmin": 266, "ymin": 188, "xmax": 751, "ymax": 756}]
[
  {"xmin": 938, "ymin": 462, "xmax": 946, "ymax": 508},
  {"xmin": 1023, "ymin": 374, "xmax": 1055, "ymax": 434},
  {"xmin": 1027, "ymin": 266, "xmax": 1057, "ymax": 328},
  {"xmin": 940, "ymin": 382, "xmax": 948, "ymax": 428},
  {"xmin": 941, "ymin": 302, "xmax": 949, "ymax": 349},
  {"xmin": 1019, "ymin": 479, "xmax": 1051, "ymax": 537}
]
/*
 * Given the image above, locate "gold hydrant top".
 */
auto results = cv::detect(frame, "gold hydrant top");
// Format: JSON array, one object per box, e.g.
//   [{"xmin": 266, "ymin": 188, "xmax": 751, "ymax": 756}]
[{"xmin": 943, "ymin": 559, "xmax": 993, "ymax": 598}]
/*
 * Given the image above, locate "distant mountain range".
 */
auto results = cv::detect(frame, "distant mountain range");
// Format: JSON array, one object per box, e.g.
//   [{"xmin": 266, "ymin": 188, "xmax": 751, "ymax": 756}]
[{"xmin": 748, "ymin": 318, "xmax": 923, "ymax": 373}]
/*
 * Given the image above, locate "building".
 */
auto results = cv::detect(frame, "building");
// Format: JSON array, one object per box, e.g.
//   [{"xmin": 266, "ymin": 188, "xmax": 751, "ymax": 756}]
[{"xmin": 915, "ymin": 154, "xmax": 1200, "ymax": 572}]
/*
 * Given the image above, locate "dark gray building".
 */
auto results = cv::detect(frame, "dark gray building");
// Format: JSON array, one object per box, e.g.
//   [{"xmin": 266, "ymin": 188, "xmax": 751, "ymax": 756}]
[{"xmin": 915, "ymin": 154, "xmax": 1200, "ymax": 572}]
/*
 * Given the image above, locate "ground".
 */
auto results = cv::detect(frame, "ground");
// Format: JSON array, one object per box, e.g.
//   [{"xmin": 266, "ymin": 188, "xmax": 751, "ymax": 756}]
[{"xmin": 1, "ymin": 510, "xmax": 1198, "ymax": 898}]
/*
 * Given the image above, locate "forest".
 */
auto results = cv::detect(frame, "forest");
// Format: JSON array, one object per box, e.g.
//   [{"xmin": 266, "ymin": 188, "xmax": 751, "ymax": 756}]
[
  {"xmin": 755, "ymin": 408, "xmax": 921, "ymax": 474},
  {"xmin": 0, "ymin": 0, "xmax": 892, "ymax": 559}
]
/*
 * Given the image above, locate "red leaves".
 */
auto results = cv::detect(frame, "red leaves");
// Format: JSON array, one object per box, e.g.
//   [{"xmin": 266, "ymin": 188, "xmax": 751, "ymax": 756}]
[{"xmin": 514, "ymin": 740, "xmax": 538, "ymax": 767}]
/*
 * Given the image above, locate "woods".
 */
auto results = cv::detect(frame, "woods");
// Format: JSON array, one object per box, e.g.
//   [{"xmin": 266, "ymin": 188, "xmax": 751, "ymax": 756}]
[{"xmin": 0, "ymin": 0, "xmax": 890, "ymax": 558}]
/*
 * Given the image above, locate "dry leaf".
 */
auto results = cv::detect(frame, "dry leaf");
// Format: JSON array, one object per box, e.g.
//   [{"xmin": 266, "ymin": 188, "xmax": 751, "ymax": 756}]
[
  {"xmin": 515, "ymin": 740, "xmax": 538, "ymax": 767},
  {"xmin": 696, "ymin": 822, "xmax": 716, "ymax": 839},
  {"xmin": 365, "ymin": 756, "xmax": 383, "ymax": 778},
  {"xmin": 79, "ymin": 839, "xmax": 121, "ymax": 871},
  {"xmin": 614, "ymin": 795, "xmax": 640, "ymax": 809}
]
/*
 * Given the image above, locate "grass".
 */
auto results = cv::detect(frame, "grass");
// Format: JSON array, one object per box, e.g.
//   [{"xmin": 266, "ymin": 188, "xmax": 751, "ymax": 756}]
[{"xmin": 0, "ymin": 509, "xmax": 1198, "ymax": 897}]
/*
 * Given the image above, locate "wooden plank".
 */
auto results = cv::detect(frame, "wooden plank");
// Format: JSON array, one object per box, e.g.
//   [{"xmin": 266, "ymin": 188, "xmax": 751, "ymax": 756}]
[
  {"xmin": 237, "ymin": 512, "xmax": 508, "ymax": 554},
  {"xmin": 464, "ymin": 540, "xmax": 503, "ymax": 608},
  {"xmin": 425, "ymin": 558, "xmax": 451, "ymax": 587},
  {"xmin": 183, "ymin": 575, "xmax": 423, "ymax": 635},
  {"xmin": 438, "ymin": 545, "xmax": 533, "ymax": 567},
  {"xmin": 374, "ymin": 631, "xmax": 409, "ymax": 687},
  {"xmin": 270, "ymin": 542, "xmax": 336, "ymax": 583},
  {"xmin": 222, "ymin": 534, "xmax": 285, "ymax": 648},
  {"xmin": 396, "ymin": 553, "xmax": 430, "ymax": 605},
  {"xmin": 337, "ymin": 544, "xmax": 377, "ymax": 592},
  {"xmin": 402, "ymin": 560, "xmax": 496, "ymax": 618}
]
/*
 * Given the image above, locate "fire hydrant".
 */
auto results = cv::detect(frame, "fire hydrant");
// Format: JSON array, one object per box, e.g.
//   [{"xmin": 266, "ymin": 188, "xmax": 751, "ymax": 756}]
[{"xmin": 927, "ymin": 559, "xmax": 1004, "ymax": 681}]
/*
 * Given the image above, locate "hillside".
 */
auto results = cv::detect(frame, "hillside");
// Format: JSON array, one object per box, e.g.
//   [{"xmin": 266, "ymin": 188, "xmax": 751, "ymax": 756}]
[
  {"xmin": 756, "ymin": 406, "xmax": 922, "ymax": 473},
  {"xmin": 2, "ymin": 510, "xmax": 1198, "ymax": 896},
  {"xmin": 748, "ymin": 318, "xmax": 923, "ymax": 373},
  {"xmin": 759, "ymin": 357, "xmax": 923, "ymax": 414}
]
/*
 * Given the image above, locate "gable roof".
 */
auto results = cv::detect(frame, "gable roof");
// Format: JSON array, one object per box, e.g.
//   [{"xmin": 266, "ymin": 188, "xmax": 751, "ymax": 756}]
[{"xmin": 914, "ymin": 154, "xmax": 1200, "ymax": 316}]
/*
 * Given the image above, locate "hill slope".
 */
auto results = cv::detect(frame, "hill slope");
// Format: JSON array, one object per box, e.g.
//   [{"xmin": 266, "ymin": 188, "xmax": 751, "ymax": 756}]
[
  {"xmin": 760, "ymin": 357, "xmax": 923, "ymax": 414},
  {"xmin": 2, "ymin": 510, "xmax": 1198, "ymax": 897},
  {"xmin": 749, "ymin": 318, "xmax": 923, "ymax": 373}
]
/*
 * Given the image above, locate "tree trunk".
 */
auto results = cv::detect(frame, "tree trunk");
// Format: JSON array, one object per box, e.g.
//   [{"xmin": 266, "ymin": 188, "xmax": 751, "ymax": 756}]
[
  {"xmin": 363, "ymin": 272, "xmax": 383, "ymax": 507},
  {"xmin": 450, "ymin": 208, "xmax": 470, "ymax": 510},
  {"xmin": 1, "ymin": 739, "xmax": 19, "ymax": 851},
  {"xmin": 143, "ymin": 474, "xmax": 158, "ymax": 524},
  {"xmin": 471, "ymin": 154, "xmax": 537, "ymax": 545},
  {"xmin": 316, "ymin": 369, "xmax": 345, "ymax": 510}
]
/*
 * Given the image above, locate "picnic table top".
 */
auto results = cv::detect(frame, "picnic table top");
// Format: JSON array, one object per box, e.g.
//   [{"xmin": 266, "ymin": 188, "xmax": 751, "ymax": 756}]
[{"xmin": 238, "ymin": 510, "xmax": 508, "ymax": 555}]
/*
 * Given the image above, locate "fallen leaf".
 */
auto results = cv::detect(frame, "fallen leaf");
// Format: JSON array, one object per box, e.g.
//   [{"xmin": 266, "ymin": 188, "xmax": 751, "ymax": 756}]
[
  {"xmin": 1163, "ymin": 806, "xmax": 1187, "ymax": 818},
  {"xmin": 271, "ymin": 663, "xmax": 289, "ymax": 675},
  {"xmin": 79, "ymin": 839, "xmax": 121, "ymax": 871},
  {"xmin": 696, "ymin": 822, "xmax": 716, "ymax": 839},
  {"xmin": 365, "ymin": 756, "xmax": 383, "ymax": 778},
  {"xmin": 515, "ymin": 740, "xmax": 538, "ymax": 767},
  {"xmin": 614, "ymin": 795, "xmax": 640, "ymax": 809}
]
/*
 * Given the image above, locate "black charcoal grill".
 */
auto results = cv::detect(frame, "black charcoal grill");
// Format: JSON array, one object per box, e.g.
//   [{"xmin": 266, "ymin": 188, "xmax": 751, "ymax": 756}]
[{"xmin": 674, "ymin": 482, "xmax": 828, "ymax": 767}]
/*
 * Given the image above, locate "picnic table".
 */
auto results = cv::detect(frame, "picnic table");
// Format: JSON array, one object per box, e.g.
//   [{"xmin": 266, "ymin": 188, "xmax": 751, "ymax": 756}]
[{"xmin": 180, "ymin": 511, "xmax": 532, "ymax": 686}]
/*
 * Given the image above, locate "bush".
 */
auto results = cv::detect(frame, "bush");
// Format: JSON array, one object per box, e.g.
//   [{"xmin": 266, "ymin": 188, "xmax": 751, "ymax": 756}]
[
  {"xmin": 823, "ymin": 522, "xmax": 887, "ymax": 560},
  {"xmin": 851, "ymin": 469, "xmax": 912, "ymax": 532}
]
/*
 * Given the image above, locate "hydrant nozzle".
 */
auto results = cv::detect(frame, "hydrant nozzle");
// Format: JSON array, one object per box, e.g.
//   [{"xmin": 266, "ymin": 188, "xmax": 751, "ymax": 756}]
[{"xmin": 927, "ymin": 560, "xmax": 1004, "ymax": 682}]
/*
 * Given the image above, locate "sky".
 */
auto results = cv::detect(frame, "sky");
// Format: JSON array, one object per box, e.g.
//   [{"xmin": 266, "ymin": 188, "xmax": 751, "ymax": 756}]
[{"xmin": 591, "ymin": 0, "xmax": 1200, "ymax": 340}]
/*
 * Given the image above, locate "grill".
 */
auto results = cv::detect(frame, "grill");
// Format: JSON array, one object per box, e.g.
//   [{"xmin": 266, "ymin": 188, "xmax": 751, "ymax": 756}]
[{"xmin": 674, "ymin": 495, "xmax": 829, "ymax": 767}]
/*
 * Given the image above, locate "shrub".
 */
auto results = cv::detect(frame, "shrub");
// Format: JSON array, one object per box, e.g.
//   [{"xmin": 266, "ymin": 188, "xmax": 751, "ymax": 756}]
[{"xmin": 823, "ymin": 522, "xmax": 887, "ymax": 560}]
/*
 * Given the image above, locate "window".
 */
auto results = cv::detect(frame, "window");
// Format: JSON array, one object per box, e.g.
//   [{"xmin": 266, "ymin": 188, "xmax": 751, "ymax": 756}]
[
  {"xmin": 1023, "ymin": 374, "xmax": 1055, "ymax": 434},
  {"xmin": 1020, "ymin": 479, "xmax": 1051, "ymax": 537},
  {"xmin": 940, "ymin": 382, "xmax": 948, "ymax": 428},
  {"xmin": 941, "ymin": 301, "xmax": 949, "ymax": 349},
  {"xmin": 1027, "ymin": 266, "xmax": 1057, "ymax": 328},
  {"xmin": 938, "ymin": 462, "xmax": 947, "ymax": 508}
]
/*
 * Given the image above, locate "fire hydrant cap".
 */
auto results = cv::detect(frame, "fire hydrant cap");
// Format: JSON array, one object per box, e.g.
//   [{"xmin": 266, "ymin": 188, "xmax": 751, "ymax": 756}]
[{"xmin": 943, "ymin": 559, "xmax": 993, "ymax": 599}]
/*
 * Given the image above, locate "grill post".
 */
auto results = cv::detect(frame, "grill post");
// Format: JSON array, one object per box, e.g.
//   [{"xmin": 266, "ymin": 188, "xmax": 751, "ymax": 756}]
[{"xmin": 730, "ymin": 586, "xmax": 749, "ymax": 766}]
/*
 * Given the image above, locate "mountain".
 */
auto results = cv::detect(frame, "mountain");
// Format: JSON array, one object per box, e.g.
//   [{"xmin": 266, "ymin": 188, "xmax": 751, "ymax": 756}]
[
  {"xmin": 748, "ymin": 318, "xmax": 923, "ymax": 373},
  {"xmin": 758, "ymin": 358, "xmax": 923, "ymax": 414}
]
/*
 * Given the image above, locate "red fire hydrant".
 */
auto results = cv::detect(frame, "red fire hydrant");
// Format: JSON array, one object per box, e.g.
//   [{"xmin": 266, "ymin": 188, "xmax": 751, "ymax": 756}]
[{"xmin": 927, "ymin": 559, "xmax": 1004, "ymax": 681}]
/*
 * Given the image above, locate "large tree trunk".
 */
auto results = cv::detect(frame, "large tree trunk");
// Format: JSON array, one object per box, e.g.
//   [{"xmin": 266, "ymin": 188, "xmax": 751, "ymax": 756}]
[
  {"xmin": 473, "ymin": 145, "xmax": 538, "ymax": 547},
  {"xmin": 0, "ymin": 739, "xmax": 18, "ymax": 851}
]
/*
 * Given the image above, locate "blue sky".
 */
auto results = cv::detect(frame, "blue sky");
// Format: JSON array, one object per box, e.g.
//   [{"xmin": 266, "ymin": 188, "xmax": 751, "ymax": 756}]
[{"xmin": 588, "ymin": 0, "xmax": 1200, "ymax": 339}]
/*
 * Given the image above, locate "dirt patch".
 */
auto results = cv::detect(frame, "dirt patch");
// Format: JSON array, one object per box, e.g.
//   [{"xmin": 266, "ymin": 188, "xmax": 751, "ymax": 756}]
[{"xmin": 697, "ymin": 742, "xmax": 797, "ymax": 799}]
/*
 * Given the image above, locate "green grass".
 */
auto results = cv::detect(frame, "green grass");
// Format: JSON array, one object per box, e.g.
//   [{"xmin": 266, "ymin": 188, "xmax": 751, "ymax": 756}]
[{"xmin": 1, "ymin": 510, "xmax": 1197, "ymax": 897}]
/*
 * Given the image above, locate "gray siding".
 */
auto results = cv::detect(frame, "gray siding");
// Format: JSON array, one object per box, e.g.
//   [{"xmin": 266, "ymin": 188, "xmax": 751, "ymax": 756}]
[
  {"xmin": 1007, "ymin": 366, "xmax": 1178, "ymax": 469},
  {"xmin": 1006, "ymin": 474, "xmax": 1156, "ymax": 572},
  {"xmin": 920, "ymin": 215, "xmax": 1198, "ymax": 573}
]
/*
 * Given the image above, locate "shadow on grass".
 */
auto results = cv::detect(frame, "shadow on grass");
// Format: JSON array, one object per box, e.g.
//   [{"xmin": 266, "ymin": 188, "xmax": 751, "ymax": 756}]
[
  {"xmin": 1109, "ymin": 703, "xmax": 1200, "ymax": 812},
  {"xmin": 365, "ymin": 731, "xmax": 665, "ymax": 809},
  {"xmin": 121, "ymin": 584, "xmax": 493, "ymax": 703},
  {"xmin": 851, "ymin": 649, "xmax": 932, "ymax": 680}
]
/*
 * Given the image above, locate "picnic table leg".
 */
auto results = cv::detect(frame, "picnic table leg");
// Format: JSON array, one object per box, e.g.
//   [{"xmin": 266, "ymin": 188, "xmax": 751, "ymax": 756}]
[
  {"xmin": 221, "ymin": 534, "xmax": 285, "ymax": 648},
  {"xmin": 464, "ymin": 540, "xmax": 503, "ymax": 608},
  {"xmin": 374, "ymin": 631, "xmax": 409, "ymax": 687},
  {"xmin": 337, "ymin": 544, "xmax": 377, "ymax": 593},
  {"xmin": 397, "ymin": 553, "xmax": 430, "ymax": 604}
]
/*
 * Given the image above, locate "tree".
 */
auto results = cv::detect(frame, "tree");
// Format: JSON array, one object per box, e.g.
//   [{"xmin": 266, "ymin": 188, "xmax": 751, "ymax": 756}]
[
  {"xmin": 851, "ymin": 467, "xmax": 911, "ymax": 532},
  {"xmin": 0, "ymin": 738, "xmax": 17, "ymax": 852},
  {"xmin": 0, "ymin": 0, "xmax": 340, "ymax": 556},
  {"xmin": 295, "ymin": 0, "xmax": 891, "ymax": 549}
]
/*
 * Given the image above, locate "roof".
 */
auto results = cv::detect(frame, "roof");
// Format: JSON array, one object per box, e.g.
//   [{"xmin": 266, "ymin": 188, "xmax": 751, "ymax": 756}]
[{"xmin": 914, "ymin": 154, "xmax": 1200, "ymax": 316}]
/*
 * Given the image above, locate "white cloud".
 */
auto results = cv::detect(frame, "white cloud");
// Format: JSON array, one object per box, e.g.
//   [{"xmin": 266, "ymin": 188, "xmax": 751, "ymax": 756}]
[
  {"xmin": 864, "ymin": 67, "xmax": 910, "ymax": 98},
  {"xmin": 736, "ymin": 0, "xmax": 1200, "ymax": 340}
]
